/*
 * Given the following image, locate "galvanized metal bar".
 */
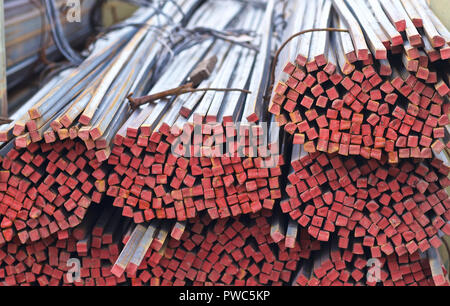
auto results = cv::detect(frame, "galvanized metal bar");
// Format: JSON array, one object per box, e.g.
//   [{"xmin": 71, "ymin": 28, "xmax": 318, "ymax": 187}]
[
  {"xmin": 241, "ymin": 0, "xmax": 274, "ymax": 123},
  {"xmin": 332, "ymin": 0, "xmax": 369, "ymax": 61}
]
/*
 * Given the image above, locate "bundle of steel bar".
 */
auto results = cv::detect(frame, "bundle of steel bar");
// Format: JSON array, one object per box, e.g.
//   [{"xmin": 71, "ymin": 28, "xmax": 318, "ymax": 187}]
[
  {"xmin": 110, "ymin": 210, "xmax": 320, "ymax": 286},
  {"xmin": 0, "ymin": 1, "xmax": 201, "ymax": 245},
  {"xmin": 0, "ymin": 137, "xmax": 108, "ymax": 245},
  {"xmin": 0, "ymin": 203, "xmax": 133, "ymax": 286},
  {"xmin": 0, "ymin": 232, "xmax": 82, "ymax": 286},
  {"xmin": 1, "ymin": 204, "xmax": 448, "ymax": 286},
  {"xmin": 107, "ymin": 0, "xmax": 285, "ymax": 223},
  {"xmin": 292, "ymin": 238, "xmax": 448, "ymax": 286},
  {"xmin": 268, "ymin": 0, "xmax": 450, "ymax": 161},
  {"xmin": 0, "ymin": 0, "xmax": 448, "ymax": 288},
  {"xmin": 70, "ymin": 202, "xmax": 131, "ymax": 286},
  {"xmin": 0, "ymin": 205, "xmax": 319, "ymax": 286},
  {"xmin": 283, "ymin": 145, "xmax": 450, "ymax": 256}
]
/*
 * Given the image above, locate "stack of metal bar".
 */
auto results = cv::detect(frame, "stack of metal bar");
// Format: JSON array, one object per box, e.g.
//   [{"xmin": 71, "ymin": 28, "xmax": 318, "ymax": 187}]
[
  {"xmin": 0, "ymin": 208, "xmax": 444, "ymax": 286},
  {"xmin": 292, "ymin": 238, "xmax": 445, "ymax": 286},
  {"xmin": 0, "ymin": 1, "xmax": 200, "ymax": 245},
  {"xmin": 109, "ymin": 210, "xmax": 319, "ymax": 286},
  {"xmin": 284, "ymin": 148, "xmax": 450, "ymax": 253},
  {"xmin": 270, "ymin": 0, "xmax": 450, "ymax": 286},
  {"xmin": 0, "ymin": 0, "xmax": 448, "ymax": 287},
  {"xmin": 268, "ymin": 0, "xmax": 450, "ymax": 161},
  {"xmin": 0, "ymin": 207, "xmax": 320, "ymax": 286},
  {"xmin": 106, "ymin": 0, "xmax": 285, "ymax": 223},
  {"xmin": 0, "ymin": 203, "xmax": 132, "ymax": 286}
]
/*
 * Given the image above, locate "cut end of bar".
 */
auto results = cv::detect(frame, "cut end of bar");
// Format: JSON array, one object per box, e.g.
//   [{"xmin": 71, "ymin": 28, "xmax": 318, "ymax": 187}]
[
  {"xmin": 113, "ymin": 134, "xmax": 124, "ymax": 146},
  {"xmin": 26, "ymin": 120, "xmax": 37, "ymax": 132},
  {"xmin": 57, "ymin": 129, "xmax": 69, "ymax": 141},
  {"xmin": 2, "ymin": 228, "xmax": 14, "ymax": 242},
  {"xmin": 394, "ymin": 20, "xmax": 406, "ymax": 32},
  {"xmin": 193, "ymin": 114, "xmax": 204, "ymax": 126},
  {"xmin": 171, "ymin": 228, "xmax": 183, "ymax": 240},
  {"xmin": 126, "ymin": 263, "xmax": 138, "ymax": 276},
  {"xmin": 95, "ymin": 149, "xmax": 110, "ymax": 162},
  {"xmin": 391, "ymin": 35, "xmax": 403, "ymax": 46},
  {"xmin": 50, "ymin": 120, "xmax": 63, "ymax": 131},
  {"xmin": 69, "ymin": 127, "xmax": 79, "ymax": 139},
  {"xmin": 28, "ymin": 109, "xmax": 41, "ymax": 120},
  {"xmin": 357, "ymin": 49, "xmax": 369, "ymax": 61},
  {"xmin": 17, "ymin": 231, "xmax": 29, "ymax": 244},
  {"xmin": 0, "ymin": 132, "xmax": 9, "ymax": 142},
  {"xmin": 72, "ymin": 229, "xmax": 85, "ymax": 241},
  {"xmin": 285, "ymin": 237, "xmax": 295, "ymax": 249},
  {"xmin": 15, "ymin": 135, "xmax": 29, "ymax": 148},
  {"xmin": 343, "ymin": 63, "xmax": 355, "ymax": 75},
  {"xmin": 140, "ymin": 125, "xmax": 151, "ymax": 137},
  {"xmin": 205, "ymin": 115, "xmax": 217, "ymax": 124},
  {"xmin": 126, "ymin": 127, "xmax": 138, "ymax": 139},
  {"xmin": 179, "ymin": 107, "xmax": 191, "ymax": 118},
  {"xmin": 306, "ymin": 60, "xmax": 318, "ymax": 73},
  {"xmin": 412, "ymin": 19, "xmax": 423, "ymax": 28},
  {"xmin": 296, "ymin": 54, "xmax": 307, "ymax": 67},
  {"xmin": 346, "ymin": 51, "xmax": 357, "ymax": 64},
  {"xmin": 375, "ymin": 50, "xmax": 387, "ymax": 60},
  {"xmin": 379, "ymin": 64, "xmax": 392, "ymax": 76},
  {"xmin": 432, "ymin": 36, "xmax": 445, "ymax": 48},
  {"xmin": 30, "ymin": 130, "xmax": 41, "ymax": 143},
  {"xmin": 12, "ymin": 124, "xmax": 25, "ymax": 137},
  {"xmin": 60, "ymin": 115, "xmax": 73, "ymax": 128},
  {"xmin": 76, "ymin": 242, "xmax": 88, "ymax": 254},
  {"xmin": 78, "ymin": 114, "xmax": 91, "ymax": 126},
  {"xmin": 44, "ymin": 131, "xmax": 56, "ymax": 144},
  {"xmin": 89, "ymin": 127, "xmax": 102, "ymax": 141},
  {"xmin": 314, "ymin": 54, "xmax": 327, "ymax": 67},
  {"xmin": 246, "ymin": 113, "xmax": 259, "ymax": 123},
  {"xmin": 406, "ymin": 47, "xmax": 420, "ymax": 60},
  {"xmin": 439, "ymin": 45, "xmax": 450, "ymax": 60},
  {"xmin": 409, "ymin": 34, "xmax": 423, "ymax": 47},
  {"xmin": 95, "ymin": 138, "xmax": 107, "ymax": 149},
  {"xmin": 323, "ymin": 62, "xmax": 336, "ymax": 75},
  {"xmin": 170, "ymin": 125, "xmax": 182, "ymax": 137},
  {"xmin": 270, "ymin": 231, "xmax": 284, "ymax": 243},
  {"xmin": 432, "ymin": 275, "xmax": 447, "ymax": 286},
  {"xmin": 77, "ymin": 127, "xmax": 91, "ymax": 141}
]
